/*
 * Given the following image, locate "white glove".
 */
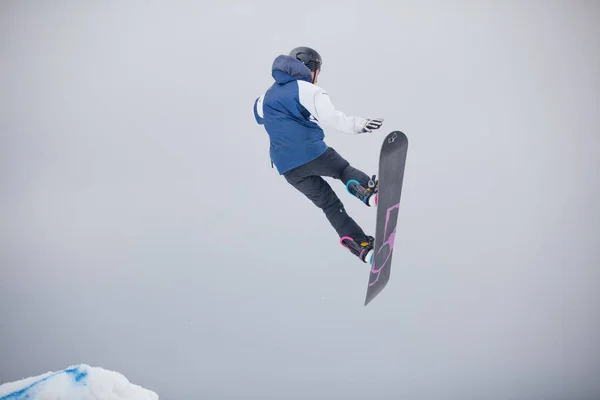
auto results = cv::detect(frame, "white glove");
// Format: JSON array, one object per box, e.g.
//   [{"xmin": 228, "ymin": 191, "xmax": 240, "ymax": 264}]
[{"xmin": 361, "ymin": 117, "xmax": 384, "ymax": 133}]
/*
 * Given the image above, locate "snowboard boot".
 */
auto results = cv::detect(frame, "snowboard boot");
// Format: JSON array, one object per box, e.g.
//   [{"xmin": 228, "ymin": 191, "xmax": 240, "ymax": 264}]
[
  {"xmin": 340, "ymin": 235, "xmax": 375, "ymax": 264},
  {"xmin": 346, "ymin": 175, "xmax": 378, "ymax": 207}
]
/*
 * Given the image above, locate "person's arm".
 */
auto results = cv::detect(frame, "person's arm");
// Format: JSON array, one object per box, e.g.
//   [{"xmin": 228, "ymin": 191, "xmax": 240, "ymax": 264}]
[
  {"xmin": 313, "ymin": 89, "xmax": 383, "ymax": 134},
  {"xmin": 253, "ymin": 94, "xmax": 265, "ymax": 125}
]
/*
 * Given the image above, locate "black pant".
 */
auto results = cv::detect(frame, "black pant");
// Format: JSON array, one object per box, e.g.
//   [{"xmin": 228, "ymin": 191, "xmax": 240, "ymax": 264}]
[{"xmin": 283, "ymin": 147, "xmax": 371, "ymax": 242}]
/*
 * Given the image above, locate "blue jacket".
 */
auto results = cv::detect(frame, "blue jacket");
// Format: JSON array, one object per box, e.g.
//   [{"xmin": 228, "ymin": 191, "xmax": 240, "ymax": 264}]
[{"xmin": 253, "ymin": 55, "xmax": 367, "ymax": 175}]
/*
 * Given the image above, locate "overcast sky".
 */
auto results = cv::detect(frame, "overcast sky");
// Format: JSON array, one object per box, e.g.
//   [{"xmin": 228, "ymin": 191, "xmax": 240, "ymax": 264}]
[{"xmin": 1, "ymin": 1, "xmax": 599, "ymax": 399}]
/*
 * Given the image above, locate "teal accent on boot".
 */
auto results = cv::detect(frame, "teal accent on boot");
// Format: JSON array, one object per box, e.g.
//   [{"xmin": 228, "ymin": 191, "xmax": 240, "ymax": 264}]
[
  {"xmin": 346, "ymin": 179, "xmax": 370, "ymax": 204},
  {"xmin": 346, "ymin": 179, "xmax": 360, "ymax": 194}
]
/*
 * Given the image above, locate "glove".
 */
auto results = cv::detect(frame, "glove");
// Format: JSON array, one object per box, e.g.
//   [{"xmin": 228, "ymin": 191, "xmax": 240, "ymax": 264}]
[{"xmin": 361, "ymin": 117, "xmax": 384, "ymax": 133}]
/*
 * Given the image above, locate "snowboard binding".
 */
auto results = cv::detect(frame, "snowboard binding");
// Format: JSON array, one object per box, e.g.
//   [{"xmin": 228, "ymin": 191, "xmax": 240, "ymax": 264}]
[
  {"xmin": 346, "ymin": 175, "xmax": 378, "ymax": 207},
  {"xmin": 340, "ymin": 235, "xmax": 375, "ymax": 264}
]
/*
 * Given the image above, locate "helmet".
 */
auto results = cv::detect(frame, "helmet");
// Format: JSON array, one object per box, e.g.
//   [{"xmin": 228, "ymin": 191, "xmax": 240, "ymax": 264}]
[{"xmin": 289, "ymin": 46, "xmax": 322, "ymax": 72}]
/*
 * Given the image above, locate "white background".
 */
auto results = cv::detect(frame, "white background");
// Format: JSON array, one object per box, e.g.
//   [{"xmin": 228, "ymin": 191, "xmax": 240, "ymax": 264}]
[{"xmin": 2, "ymin": 1, "xmax": 599, "ymax": 398}]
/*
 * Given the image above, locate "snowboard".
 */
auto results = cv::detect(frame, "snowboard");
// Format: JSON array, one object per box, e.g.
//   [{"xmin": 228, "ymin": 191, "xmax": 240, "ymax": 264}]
[{"xmin": 364, "ymin": 130, "xmax": 409, "ymax": 306}]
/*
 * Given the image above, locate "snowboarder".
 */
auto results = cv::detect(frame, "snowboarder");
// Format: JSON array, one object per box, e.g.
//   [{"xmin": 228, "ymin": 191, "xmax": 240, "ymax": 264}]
[{"xmin": 253, "ymin": 46, "xmax": 384, "ymax": 263}]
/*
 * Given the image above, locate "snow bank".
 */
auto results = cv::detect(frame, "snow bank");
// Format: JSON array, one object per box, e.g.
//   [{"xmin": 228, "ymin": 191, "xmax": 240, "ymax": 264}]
[{"xmin": 0, "ymin": 364, "xmax": 158, "ymax": 400}]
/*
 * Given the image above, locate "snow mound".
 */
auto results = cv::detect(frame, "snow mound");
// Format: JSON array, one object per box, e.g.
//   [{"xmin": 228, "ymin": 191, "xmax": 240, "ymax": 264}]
[{"xmin": 0, "ymin": 364, "xmax": 158, "ymax": 400}]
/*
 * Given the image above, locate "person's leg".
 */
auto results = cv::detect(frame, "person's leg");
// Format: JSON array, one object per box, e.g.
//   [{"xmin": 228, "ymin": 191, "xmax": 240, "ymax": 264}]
[
  {"xmin": 308, "ymin": 147, "xmax": 378, "ymax": 206},
  {"xmin": 310, "ymin": 147, "xmax": 372, "ymax": 187},
  {"xmin": 283, "ymin": 171, "xmax": 368, "ymax": 242}
]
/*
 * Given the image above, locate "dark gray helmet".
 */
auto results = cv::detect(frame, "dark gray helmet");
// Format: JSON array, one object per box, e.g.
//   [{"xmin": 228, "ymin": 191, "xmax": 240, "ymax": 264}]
[{"xmin": 289, "ymin": 46, "xmax": 322, "ymax": 72}]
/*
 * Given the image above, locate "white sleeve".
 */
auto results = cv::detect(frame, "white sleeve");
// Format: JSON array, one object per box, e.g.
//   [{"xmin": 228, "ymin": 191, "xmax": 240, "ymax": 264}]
[
  {"xmin": 312, "ymin": 89, "xmax": 367, "ymax": 135},
  {"xmin": 253, "ymin": 93, "xmax": 265, "ymax": 125}
]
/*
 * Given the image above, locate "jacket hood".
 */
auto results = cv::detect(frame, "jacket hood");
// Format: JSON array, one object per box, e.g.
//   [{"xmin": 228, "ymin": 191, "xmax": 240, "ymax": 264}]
[{"xmin": 271, "ymin": 55, "xmax": 312, "ymax": 84}]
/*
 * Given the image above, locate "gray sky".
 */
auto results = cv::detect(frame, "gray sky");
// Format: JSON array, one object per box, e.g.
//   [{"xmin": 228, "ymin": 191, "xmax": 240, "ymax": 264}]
[{"xmin": 1, "ymin": 1, "xmax": 599, "ymax": 399}]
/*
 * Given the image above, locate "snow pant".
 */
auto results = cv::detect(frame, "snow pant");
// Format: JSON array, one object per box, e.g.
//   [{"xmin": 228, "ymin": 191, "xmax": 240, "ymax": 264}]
[{"xmin": 283, "ymin": 147, "xmax": 372, "ymax": 243}]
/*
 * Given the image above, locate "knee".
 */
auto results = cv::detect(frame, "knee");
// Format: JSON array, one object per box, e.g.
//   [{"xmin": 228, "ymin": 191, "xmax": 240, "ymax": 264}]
[
  {"xmin": 307, "ymin": 188, "xmax": 337, "ymax": 208},
  {"xmin": 320, "ymin": 195, "xmax": 344, "ymax": 215}
]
